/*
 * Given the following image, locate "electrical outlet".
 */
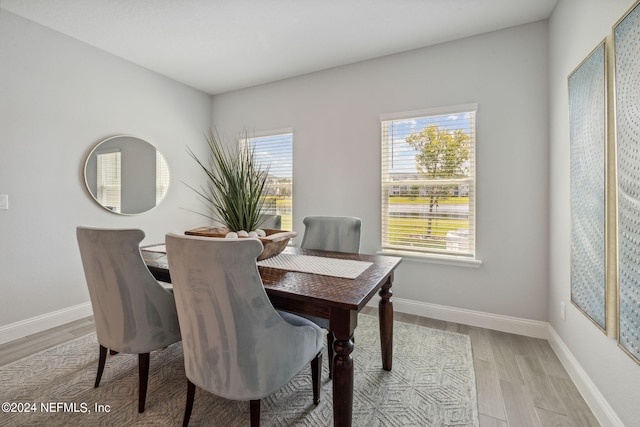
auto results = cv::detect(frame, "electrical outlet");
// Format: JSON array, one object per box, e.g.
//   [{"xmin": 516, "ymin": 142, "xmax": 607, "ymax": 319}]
[
  {"xmin": 0, "ymin": 195, "xmax": 8, "ymax": 210},
  {"xmin": 561, "ymin": 301, "xmax": 566, "ymax": 321}
]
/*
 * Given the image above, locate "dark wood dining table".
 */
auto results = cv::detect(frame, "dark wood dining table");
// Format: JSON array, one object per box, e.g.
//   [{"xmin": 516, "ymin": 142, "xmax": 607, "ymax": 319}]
[{"xmin": 141, "ymin": 245, "xmax": 402, "ymax": 427}]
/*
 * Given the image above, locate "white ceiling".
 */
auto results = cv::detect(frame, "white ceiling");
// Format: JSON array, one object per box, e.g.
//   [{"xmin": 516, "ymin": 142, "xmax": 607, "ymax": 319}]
[{"xmin": 1, "ymin": 0, "xmax": 558, "ymax": 95}]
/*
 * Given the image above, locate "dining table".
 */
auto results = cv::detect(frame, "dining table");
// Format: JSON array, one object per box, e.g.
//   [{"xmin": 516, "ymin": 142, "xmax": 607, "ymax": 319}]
[{"xmin": 141, "ymin": 244, "xmax": 402, "ymax": 427}]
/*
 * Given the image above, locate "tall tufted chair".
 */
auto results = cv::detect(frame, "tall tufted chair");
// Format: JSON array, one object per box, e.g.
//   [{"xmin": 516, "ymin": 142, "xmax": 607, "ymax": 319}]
[
  {"xmin": 165, "ymin": 233, "xmax": 323, "ymax": 427},
  {"xmin": 76, "ymin": 226, "xmax": 181, "ymax": 413},
  {"xmin": 299, "ymin": 216, "xmax": 362, "ymax": 378}
]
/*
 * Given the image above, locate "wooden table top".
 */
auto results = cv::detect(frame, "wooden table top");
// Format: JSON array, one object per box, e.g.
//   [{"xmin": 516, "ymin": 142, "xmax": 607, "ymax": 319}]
[{"xmin": 142, "ymin": 246, "xmax": 402, "ymax": 315}]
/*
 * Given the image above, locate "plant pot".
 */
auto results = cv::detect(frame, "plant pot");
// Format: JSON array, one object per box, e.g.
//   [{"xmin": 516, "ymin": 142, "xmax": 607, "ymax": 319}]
[{"xmin": 184, "ymin": 227, "xmax": 297, "ymax": 260}]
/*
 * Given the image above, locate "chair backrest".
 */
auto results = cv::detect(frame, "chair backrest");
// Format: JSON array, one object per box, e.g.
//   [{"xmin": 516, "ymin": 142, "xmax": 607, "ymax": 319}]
[
  {"xmin": 165, "ymin": 233, "xmax": 321, "ymax": 400},
  {"xmin": 259, "ymin": 214, "xmax": 281, "ymax": 230},
  {"xmin": 300, "ymin": 216, "xmax": 361, "ymax": 253},
  {"xmin": 76, "ymin": 227, "xmax": 180, "ymax": 354}
]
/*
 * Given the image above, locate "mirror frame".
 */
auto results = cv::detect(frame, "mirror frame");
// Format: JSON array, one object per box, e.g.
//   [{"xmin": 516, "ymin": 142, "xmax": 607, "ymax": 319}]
[{"xmin": 83, "ymin": 135, "xmax": 170, "ymax": 215}]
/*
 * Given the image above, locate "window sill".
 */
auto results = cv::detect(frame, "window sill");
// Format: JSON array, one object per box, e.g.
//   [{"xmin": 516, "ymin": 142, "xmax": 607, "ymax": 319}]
[{"xmin": 376, "ymin": 249, "xmax": 483, "ymax": 268}]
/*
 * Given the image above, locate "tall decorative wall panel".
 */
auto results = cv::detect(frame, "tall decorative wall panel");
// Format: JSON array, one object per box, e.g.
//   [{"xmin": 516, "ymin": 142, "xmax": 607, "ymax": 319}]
[
  {"xmin": 569, "ymin": 42, "xmax": 607, "ymax": 331},
  {"xmin": 614, "ymin": 0, "xmax": 640, "ymax": 364}
]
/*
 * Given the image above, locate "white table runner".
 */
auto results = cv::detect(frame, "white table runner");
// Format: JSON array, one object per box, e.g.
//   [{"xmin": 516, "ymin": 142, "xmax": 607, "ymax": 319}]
[
  {"xmin": 141, "ymin": 244, "xmax": 167, "ymax": 253},
  {"xmin": 257, "ymin": 253, "xmax": 372, "ymax": 279},
  {"xmin": 141, "ymin": 245, "xmax": 372, "ymax": 279}
]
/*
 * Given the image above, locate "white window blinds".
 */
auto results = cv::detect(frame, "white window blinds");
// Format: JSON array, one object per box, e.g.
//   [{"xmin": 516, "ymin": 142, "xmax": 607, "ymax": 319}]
[
  {"xmin": 381, "ymin": 105, "xmax": 476, "ymax": 258},
  {"xmin": 96, "ymin": 151, "xmax": 121, "ymax": 213},
  {"xmin": 243, "ymin": 132, "xmax": 293, "ymax": 231},
  {"xmin": 156, "ymin": 151, "xmax": 170, "ymax": 204}
]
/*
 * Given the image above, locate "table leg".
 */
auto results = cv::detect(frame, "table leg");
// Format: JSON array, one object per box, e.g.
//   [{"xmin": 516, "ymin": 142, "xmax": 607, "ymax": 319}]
[
  {"xmin": 379, "ymin": 275, "xmax": 393, "ymax": 371},
  {"xmin": 331, "ymin": 310, "xmax": 356, "ymax": 427}
]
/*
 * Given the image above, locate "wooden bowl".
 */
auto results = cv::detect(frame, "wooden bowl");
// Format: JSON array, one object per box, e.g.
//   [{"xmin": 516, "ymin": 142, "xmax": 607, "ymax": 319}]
[{"xmin": 184, "ymin": 227, "xmax": 297, "ymax": 260}]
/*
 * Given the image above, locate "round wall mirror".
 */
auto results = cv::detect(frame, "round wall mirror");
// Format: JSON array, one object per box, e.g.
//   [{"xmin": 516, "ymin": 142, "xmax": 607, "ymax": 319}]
[{"xmin": 84, "ymin": 135, "xmax": 170, "ymax": 215}]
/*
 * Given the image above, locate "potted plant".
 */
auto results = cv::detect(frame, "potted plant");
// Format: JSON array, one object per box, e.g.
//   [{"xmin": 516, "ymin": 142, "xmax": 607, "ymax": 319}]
[{"xmin": 186, "ymin": 130, "xmax": 295, "ymax": 259}]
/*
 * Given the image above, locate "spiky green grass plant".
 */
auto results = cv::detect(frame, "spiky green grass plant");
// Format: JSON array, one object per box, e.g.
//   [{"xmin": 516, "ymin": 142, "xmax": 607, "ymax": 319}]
[{"xmin": 188, "ymin": 130, "xmax": 269, "ymax": 233}]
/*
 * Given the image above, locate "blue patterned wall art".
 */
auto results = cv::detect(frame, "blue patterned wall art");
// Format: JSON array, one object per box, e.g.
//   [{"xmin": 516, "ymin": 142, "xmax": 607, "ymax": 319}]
[
  {"xmin": 569, "ymin": 42, "xmax": 607, "ymax": 332},
  {"xmin": 615, "ymin": 1, "xmax": 640, "ymax": 364}
]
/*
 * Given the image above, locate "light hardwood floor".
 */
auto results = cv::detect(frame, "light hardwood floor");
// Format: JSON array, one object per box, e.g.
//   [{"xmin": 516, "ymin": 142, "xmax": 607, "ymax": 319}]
[{"xmin": 0, "ymin": 308, "xmax": 600, "ymax": 427}]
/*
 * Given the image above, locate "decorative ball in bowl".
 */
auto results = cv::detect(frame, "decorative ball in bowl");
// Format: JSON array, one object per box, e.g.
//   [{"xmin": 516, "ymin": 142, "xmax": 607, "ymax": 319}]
[{"xmin": 184, "ymin": 227, "xmax": 297, "ymax": 260}]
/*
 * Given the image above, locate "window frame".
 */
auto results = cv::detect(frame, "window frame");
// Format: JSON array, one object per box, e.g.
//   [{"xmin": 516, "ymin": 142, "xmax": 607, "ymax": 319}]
[
  {"xmin": 96, "ymin": 149, "xmax": 122, "ymax": 213},
  {"xmin": 240, "ymin": 129, "xmax": 294, "ymax": 231},
  {"xmin": 155, "ymin": 150, "xmax": 170, "ymax": 205},
  {"xmin": 380, "ymin": 104, "xmax": 480, "ymax": 265}
]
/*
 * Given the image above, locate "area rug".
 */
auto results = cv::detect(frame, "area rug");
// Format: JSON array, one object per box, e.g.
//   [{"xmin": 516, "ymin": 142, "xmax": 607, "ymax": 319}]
[{"xmin": 0, "ymin": 315, "xmax": 478, "ymax": 426}]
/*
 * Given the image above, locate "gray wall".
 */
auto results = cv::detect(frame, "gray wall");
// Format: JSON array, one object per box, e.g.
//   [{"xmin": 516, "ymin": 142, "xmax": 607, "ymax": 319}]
[
  {"xmin": 0, "ymin": 11, "xmax": 212, "ymax": 326},
  {"xmin": 549, "ymin": 0, "xmax": 640, "ymax": 425},
  {"xmin": 211, "ymin": 21, "xmax": 550, "ymax": 321}
]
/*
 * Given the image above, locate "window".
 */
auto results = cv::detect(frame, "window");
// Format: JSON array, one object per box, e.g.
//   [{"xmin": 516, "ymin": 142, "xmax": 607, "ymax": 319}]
[
  {"xmin": 381, "ymin": 105, "xmax": 476, "ymax": 258},
  {"xmin": 96, "ymin": 151, "xmax": 121, "ymax": 213},
  {"xmin": 242, "ymin": 131, "xmax": 293, "ymax": 231},
  {"xmin": 156, "ymin": 151, "xmax": 170, "ymax": 205}
]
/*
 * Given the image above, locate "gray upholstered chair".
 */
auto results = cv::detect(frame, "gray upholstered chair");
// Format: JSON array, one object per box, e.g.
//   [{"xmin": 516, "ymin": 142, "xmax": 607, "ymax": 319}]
[
  {"xmin": 259, "ymin": 213, "xmax": 282, "ymax": 230},
  {"xmin": 76, "ymin": 226, "xmax": 181, "ymax": 413},
  {"xmin": 165, "ymin": 233, "xmax": 323, "ymax": 427},
  {"xmin": 300, "ymin": 216, "xmax": 361, "ymax": 254},
  {"xmin": 299, "ymin": 215, "xmax": 362, "ymax": 378}
]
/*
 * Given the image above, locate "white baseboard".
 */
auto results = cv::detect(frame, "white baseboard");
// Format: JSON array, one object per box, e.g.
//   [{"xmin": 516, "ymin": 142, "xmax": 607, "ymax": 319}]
[
  {"xmin": 370, "ymin": 297, "xmax": 549, "ymax": 339},
  {"xmin": 547, "ymin": 327, "xmax": 625, "ymax": 427},
  {"xmin": 0, "ymin": 302, "xmax": 93, "ymax": 345}
]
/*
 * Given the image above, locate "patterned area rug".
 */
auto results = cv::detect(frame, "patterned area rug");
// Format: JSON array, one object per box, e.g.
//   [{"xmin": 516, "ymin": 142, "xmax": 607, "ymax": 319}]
[{"xmin": 0, "ymin": 315, "xmax": 478, "ymax": 426}]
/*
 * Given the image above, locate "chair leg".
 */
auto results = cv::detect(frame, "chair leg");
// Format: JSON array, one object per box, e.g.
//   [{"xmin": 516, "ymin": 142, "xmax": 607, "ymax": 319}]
[
  {"xmin": 95, "ymin": 345, "xmax": 108, "ymax": 388},
  {"xmin": 183, "ymin": 380, "xmax": 196, "ymax": 427},
  {"xmin": 109, "ymin": 349, "xmax": 118, "ymax": 355},
  {"xmin": 311, "ymin": 351, "xmax": 322, "ymax": 405},
  {"xmin": 250, "ymin": 400, "xmax": 261, "ymax": 427},
  {"xmin": 327, "ymin": 332, "xmax": 334, "ymax": 379},
  {"xmin": 138, "ymin": 353, "xmax": 150, "ymax": 413}
]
